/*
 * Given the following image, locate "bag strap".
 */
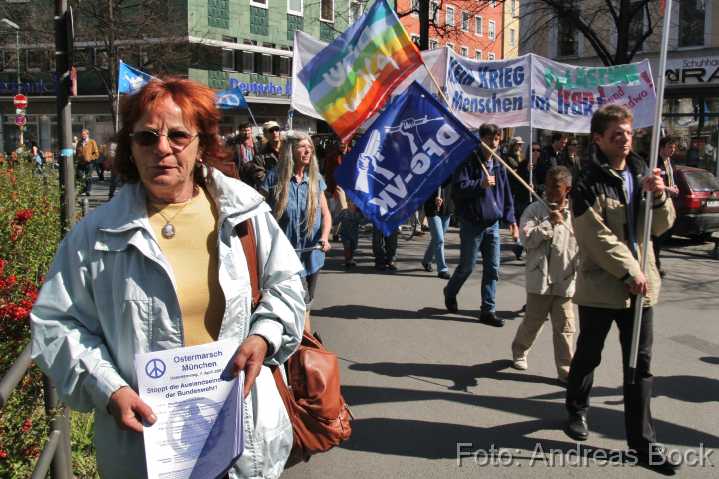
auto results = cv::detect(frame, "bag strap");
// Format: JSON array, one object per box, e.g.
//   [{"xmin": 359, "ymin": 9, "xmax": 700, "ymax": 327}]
[{"xmin": 237, "ymin": 219, "xmax": 261, "ymax": 309}]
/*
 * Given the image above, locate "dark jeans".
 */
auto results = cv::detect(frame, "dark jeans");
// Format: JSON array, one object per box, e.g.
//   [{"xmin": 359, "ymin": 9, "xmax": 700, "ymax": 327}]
[
  {"xmin": 372, "ymin": 229, "xmax": 398, "ymax": 265},
  {"xmin": 303, "ymin": 272, "xmax": 319, "ymax": 307},
  {"xmin": 651, "ymin": 232, "xmax": 670, "ymax": 271},
  {"xmin": 566, "ymin": 304, "xmax": 656, "ymax": 452},
  {"xmin": 77, "ymin": 162, "xmax": 93, "ymax": 194}
]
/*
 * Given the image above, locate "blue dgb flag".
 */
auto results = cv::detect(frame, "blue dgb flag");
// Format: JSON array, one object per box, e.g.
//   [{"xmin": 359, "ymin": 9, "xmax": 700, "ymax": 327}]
[{"xmin": 334, "ymin": 81, "xmax": 478, "ymax": 236}]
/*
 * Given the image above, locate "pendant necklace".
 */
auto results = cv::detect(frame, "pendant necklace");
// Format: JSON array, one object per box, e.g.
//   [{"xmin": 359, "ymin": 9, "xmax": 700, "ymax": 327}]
[{"xmin": 154, "ymin": 197, "xmax": 193, "ymax": 239}]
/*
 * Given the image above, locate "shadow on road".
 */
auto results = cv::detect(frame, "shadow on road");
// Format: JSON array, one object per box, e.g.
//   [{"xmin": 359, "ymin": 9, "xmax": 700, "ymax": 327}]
[
  {"xmin": 312, "ymin": 305, "xmax": 522, "ymax": 323},
  {"xmin": 348, "ymin": 359, "xmax": 558, "ymax": 391},
  {"xmin": 339, "ymin": 384, "xmax": 719, "ymax": 457}
]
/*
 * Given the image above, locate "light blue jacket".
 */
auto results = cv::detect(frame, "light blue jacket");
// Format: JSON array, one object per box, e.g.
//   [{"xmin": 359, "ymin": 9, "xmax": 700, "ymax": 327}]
[{"xmin": 31, "ymin": 168, "xmax": 305, "ymax": 479}]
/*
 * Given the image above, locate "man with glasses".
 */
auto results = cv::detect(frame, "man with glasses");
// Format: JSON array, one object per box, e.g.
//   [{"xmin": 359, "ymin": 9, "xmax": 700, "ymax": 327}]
[
  {"xmin": 247, "ymin": 120, "xmax": 284, "ymax": 190},
  {"xmin": 444, "ymin": 124, "xmax": 519, "ymax": 327}
]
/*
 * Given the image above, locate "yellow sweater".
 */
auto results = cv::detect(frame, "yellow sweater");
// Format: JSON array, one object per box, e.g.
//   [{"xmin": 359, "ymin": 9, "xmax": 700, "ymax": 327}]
[{"xmin": 147, "ymin": 188, "xmax": 225, "ymax": 346}]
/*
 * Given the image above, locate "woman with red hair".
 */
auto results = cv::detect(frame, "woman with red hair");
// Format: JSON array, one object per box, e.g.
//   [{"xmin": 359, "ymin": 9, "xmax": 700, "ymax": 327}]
[{"xmin": 30, "ymin": 77, "xmax": 305, "ymax": 478}]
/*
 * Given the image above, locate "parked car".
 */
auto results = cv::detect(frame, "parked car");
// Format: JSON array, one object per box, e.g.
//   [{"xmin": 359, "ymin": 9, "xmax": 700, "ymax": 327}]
[{"xmin": 671, "ymin": 166, "xmax": 719, "ymax": 239}]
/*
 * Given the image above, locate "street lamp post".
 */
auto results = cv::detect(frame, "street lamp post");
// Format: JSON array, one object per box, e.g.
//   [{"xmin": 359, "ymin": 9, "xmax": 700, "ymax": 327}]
[{"xmin": 1, "ymin": 18, "xmax": 22, "ymax": 147}]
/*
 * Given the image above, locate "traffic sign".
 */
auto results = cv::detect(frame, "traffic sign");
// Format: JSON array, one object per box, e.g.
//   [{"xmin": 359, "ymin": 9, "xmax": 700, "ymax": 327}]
[
  {"xmin": 15, "ymin": 108, "xmax": 25, "ymax": 115},
  {"xmin": 15, "ymin": 115, "xmax": 26, "ymax": 126},
  {"xmin": 13, "ymin": 94, "xmax": 28, "ymax": 109}
]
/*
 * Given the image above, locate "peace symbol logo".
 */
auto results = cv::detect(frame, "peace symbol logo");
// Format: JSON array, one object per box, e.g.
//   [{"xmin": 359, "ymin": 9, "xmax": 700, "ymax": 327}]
[{"xmin": 145, "ymin": 358, "xmax": 167, "ymax": 379}]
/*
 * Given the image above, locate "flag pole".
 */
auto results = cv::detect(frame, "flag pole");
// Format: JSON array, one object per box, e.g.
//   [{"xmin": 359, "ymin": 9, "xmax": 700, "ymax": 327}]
[
  {"xmin": 115, "ymin": 60, "xmax": 122, "ymax": 133},
  {"xmin": 628, "ymin": 0, "xmax": 672, "ymax": 384},
  {"xmin": 246, "ymin": 102, "xmax": 259, "ymax": 130},
  {"xmin": 481, "ymin": 140, "xmax": 545, "ymax": 205}
]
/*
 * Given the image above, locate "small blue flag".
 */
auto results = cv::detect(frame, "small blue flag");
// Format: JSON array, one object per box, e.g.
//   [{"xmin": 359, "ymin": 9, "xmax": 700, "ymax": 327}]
[
  {"xmin": 216, "ymin": 88, "xmax": 249, "ymax": 110},
  {"xmin": 334, "ymin": 81, "xmax": 479, "ymax": 236},
  {"xmin": 118, "ymin": 61, "xmax": 153, "ymax": 94}
]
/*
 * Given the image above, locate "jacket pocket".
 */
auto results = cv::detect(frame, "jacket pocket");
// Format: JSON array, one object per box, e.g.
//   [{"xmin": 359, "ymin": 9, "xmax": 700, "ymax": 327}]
[{"xmin": 604, "ymin": 205, "xmax": 627, "ymax": 243}]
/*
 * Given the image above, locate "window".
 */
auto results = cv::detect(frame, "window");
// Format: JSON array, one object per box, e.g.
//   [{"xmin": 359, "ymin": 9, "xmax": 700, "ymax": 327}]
[
  {"xmin": 411, "ymin": 34, "xmax": 420, "ymax": 47},
  {"xmin": 411, "ymin": 0, "xmax": 419, "ymax": 16},
  {"xmin": 679, "ymin": 0, "xmax": 705, "ymax": 47},
  {"xmin": 446, "ymin": 43, "xmax": 454, "ymax": 51},
  {"xmin": 241, "ymin": 51, "xmax": 255, "ymax": 73},
  {"xmin": 488, "ymin": 52, "xmax": 495, "ymax": 60},
  {"xmin": 26, "ymin": 49, "xmax": 48, "ymax": 72},
  {"xmin": 222, "ymin": 48, "xmax": 235, "ymax": 71},
  {"xmin": 557, "ymin": 20, "xmax": 578, "ymax": 56},
  {"xmin": 460, "ymin": 46, "xmax": 468, "ymax": 57},
  {"xmin": 475, "ymin": 16, "xmax": 482, "ymax": 35},
  {"xmin": 490, "ymin": 0, "xmax": 497, "ymax": 7},
  {"xmin": 509, "ymin": 28, "xmax": 516, "ymax": 47},
  {"xmin": 475, "ymin": 50, "xmax": 482, "ymax": 60},
  {"xmin": 250, "ymin": 0, "xmax": 267, "ymax": 8},
  {"xmin": 222, "ymin": 35, "xmax": 237, "ymax": 71},
  {"xmin": 321, "ymin": 0, "xmax": 334, "ymax": 22},
  {"xmin": 288, "ymin": 0, "xmax": 302, "ymax": 15},
  {"xmin": 430, "ymin": 1, "xmax": 439, "ymax": 20},
  {"xmin": 273, "ymin": 55, "xmax": 291, "ymax": 76},
  {"xmin": 461, "ymin": 12, "xmax": 470, "ymax": 32},
  {"xmin": 95, "ymin": 48, "xmax": 109, "ymax": 69},
  {"xmin": 446, "ymin": 6, "xmax": 455, "ymax": 27},
  {"xmin": 429, "ymin": 39, "xmax": 439, "ymax": 49},
  {"xmin": 350, "ymin": 1, "xmax": 366, "ymax": 23},
  {"xmin": 488, "ymin": 20, "xmax": 495, "ymax": 40}
]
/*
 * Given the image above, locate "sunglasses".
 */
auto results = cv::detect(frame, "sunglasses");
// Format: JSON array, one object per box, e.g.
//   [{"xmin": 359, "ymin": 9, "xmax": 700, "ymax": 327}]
[
  {"xmin": 130, "ymin": 129, "xmax": 199, "ymax": 150},
  {"xmin": 532, "ymin": 148, "xmax": 541, "ymax": 152}
]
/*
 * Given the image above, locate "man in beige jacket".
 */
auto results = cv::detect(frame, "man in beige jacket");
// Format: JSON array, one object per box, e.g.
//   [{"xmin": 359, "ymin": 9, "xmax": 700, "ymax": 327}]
[
  {"xmin": 75, "ymin": 128, "xmax": 100, "ymax": 195},
  {"xmin": 511, "ymin": 165, "xmax": 578, "ymax": 384},
  {"xmin": 564, "ymin": 105, "xmax": 678, "ymax": 473}
]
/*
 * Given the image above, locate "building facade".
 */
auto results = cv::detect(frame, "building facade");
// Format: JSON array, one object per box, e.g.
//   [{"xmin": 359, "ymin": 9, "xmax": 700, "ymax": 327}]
[
  {"xmin": 0, "ymin": 0, "xmax": 355, "ymax": 152},
  {"xmin": 519, "ymin": 0, "xmax": 719, "ymax": 175}
]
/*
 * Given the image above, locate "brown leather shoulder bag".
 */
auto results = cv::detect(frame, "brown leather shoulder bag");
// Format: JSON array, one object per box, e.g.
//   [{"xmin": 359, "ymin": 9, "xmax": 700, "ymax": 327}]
[{"xmin": 237, "ymin": 219, "xmax": 353, "ymax": 464}]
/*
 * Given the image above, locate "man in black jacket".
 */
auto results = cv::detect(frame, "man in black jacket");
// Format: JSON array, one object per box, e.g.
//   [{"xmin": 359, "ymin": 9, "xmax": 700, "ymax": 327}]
[{"xmin": 444, "ymin": 123, "xmax": 519, "ymax": 327}]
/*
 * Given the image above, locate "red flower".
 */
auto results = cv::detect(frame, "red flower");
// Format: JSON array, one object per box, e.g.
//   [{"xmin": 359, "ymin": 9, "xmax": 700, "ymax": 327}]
[
  {"xmin": 0, "ymin": 449, "xmax": 7, "ymax": 459},
  {"xmin": 21, "ymin": 418, "xmax": 32, "ymax": 432},
  {"xmin": 14, "ymin": 208, "xmax": 33, "ymax": 224}
]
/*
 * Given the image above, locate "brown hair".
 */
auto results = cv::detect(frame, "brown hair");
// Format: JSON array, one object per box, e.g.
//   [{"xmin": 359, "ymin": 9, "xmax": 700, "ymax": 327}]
[
  {"xmin": 590, "ymin": 104, "xmax": 633, "ymax": 136},
  {"xmin": 114, "ymin": 77, "xmax": 229, "ymax": 183}
]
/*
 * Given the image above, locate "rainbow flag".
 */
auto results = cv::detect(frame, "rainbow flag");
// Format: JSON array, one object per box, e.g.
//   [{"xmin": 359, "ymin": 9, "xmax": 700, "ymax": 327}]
[{"xmin": 298, "ymin": 0, "xmax": 423, "ymax": 141}]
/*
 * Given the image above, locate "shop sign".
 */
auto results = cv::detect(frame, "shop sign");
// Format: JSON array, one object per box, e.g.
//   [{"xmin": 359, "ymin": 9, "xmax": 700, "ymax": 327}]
[
  {"xmin": 0, "ymin": 79, "xmax": 54, "ymax": 95},
  {"xmin": 228, "ymin": 78, "xmax": 292, "ymax": 97},
  {"xmin": 666, "ymin": 56, "xmax": 719, "ymax": 85}
]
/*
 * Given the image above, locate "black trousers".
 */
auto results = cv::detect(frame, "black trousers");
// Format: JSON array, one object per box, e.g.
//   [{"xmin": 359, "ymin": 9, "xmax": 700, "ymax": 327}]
[
  {"xmin": 372, "ymin": 229, "xmax": 398, "ymax": 265},
  {"xmin": 566, "ymin": 305, "xmax": 656, "ymax": 452},
  {"xmin": 652, "ymin": 231, "xmax": 671, "ymax": 271}
]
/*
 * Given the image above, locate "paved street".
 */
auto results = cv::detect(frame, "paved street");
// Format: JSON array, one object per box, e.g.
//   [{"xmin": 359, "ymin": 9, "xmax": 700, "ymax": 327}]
[{"xmin": 284, "ymin": 227, "xmax": 719, "ymax": 478}]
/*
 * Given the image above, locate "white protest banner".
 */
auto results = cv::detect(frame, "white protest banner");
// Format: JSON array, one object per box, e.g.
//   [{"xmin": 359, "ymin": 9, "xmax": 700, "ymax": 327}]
[
  {"xmin": 445, "ymin": 51, "xmax": 531, "ymax": 129},
  {"xmin": 530, "ymin": 55, "xmax": 656, "ymax": 133},
  {"xmin": 292, "ymin": 30, "xmax": 448, "ymax": 122}
]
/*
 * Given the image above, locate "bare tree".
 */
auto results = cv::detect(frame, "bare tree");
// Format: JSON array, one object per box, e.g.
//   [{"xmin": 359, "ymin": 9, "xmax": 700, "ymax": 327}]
[{"xmin": 521, "ymin": 0, "xmax": 665, "ymax": 66}]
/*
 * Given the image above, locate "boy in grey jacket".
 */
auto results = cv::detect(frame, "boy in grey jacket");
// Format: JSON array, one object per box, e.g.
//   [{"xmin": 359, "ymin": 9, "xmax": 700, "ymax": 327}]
[{"xmin": 511, "ymin": 166, "xmax": 578, "ymax": 383}]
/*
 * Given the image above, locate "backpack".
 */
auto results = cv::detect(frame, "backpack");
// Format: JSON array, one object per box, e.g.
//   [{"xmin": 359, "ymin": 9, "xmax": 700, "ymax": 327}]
[{"xmin": 237, "ymin": 220, "xmax": 353, "ymax": 464}]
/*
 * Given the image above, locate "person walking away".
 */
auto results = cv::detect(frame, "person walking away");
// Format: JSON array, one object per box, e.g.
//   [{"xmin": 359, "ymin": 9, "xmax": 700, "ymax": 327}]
[
  {"xmin": 511, "ymin": 166, "xmax": 578, "ymax": 384},
  {"xmin": 421, "ymin": 178, "xmax": 453, "ymax": 279},
  {"xmin": 564, "ymin": 105, "xmax": 679, "ymax": 473},
  {"xmin": 652, "ymin": 136, "xmax": 679, "ymax": 278},
  {"xmin": 339, "ymin": 200, "xmax": 364, "ymax": 269},
  {"xmin": 75, "ymin": 128, "xmax": 100, "ymax": 195},
  {"xmin": 31, "ymin": 145, "xmax": 44, "ymax": 176},
  {"xmin": 372, "ymin": 227, "xmax": 399, "ymax": 271},
  {"xmin": 444, "ymin": 123, "xmax": 519, "ymax": 327}
]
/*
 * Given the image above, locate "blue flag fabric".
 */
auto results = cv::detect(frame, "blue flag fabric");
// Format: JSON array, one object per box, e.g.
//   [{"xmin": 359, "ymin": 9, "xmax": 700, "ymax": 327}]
[
  {"xmin": 118, "ymin": 61, "xmax": 153, "ymax": 94},
  {"xmin": 334, "ymin": 81, "xmax": 479, "ymax": 236},
  {"xmin": 216, "ymin": 87, "xmax": 249, "ymax": 110}
]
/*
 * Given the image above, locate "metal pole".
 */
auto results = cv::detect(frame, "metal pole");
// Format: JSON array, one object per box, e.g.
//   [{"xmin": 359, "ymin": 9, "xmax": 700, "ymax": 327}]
[
  {"xmin": 528, "ymin": 54, "xmax": 534, "ymax": 188},
  {"xmin": 56, "ymin": 0, "xmax": 76, "ymax": 234},
  {"xmin": 628, "ymin": 0, "xmax": 673, "ymax": 384},
  {"xmin": 16, "ymin": 28, "xmax": 23, "ymax": 147}
]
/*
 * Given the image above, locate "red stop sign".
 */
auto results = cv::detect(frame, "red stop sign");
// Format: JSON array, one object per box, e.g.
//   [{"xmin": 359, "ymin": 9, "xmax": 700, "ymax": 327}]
[{"xmin": 13, "ymin": 94, "xmax": 27, "ymax": 109}]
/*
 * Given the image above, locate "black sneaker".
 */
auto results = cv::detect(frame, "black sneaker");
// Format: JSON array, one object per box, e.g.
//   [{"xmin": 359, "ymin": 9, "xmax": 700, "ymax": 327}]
[
  {"xmin": 564, "ymin": 413, "xmax": 589, "ymax": 441},
  {"xmin": 443, "ymin": 286, "xmax": 458, "ymax": 313},
  {"xmin": 437, "ymin": 271, "xmax": 450, "ymax": 280},
  {"xmin": 636, "ymin": 444, "xmax": 681, "ymax": 474},
  {"xmin": 386, "ymin": 262, "xmax": 398, "ymax": 271},
  {"xmin": 479, "ymin": 311, "xmax": 505, "ymax": 327},
  {"xmin": 422, "ymin": 262, "xmax": 433, "ymax": 272},
  {"xmin": 374, "ymin": 263, "xmax": 386, "ymax": 271}
]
